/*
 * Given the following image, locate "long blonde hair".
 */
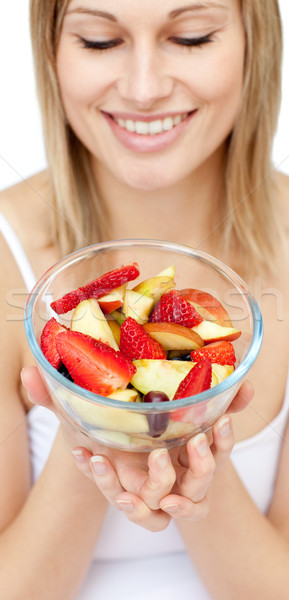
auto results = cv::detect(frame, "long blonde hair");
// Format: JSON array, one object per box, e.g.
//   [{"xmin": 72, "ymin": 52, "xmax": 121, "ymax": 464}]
[{"xmin": 30, "ymin": 0, "xmax": 284, "ymax": 270}]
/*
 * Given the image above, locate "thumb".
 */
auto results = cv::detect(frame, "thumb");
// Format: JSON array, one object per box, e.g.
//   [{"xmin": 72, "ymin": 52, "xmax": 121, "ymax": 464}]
[{"xmin": 21, "ymin": 365, "xmax": 54, "ymax": 409}]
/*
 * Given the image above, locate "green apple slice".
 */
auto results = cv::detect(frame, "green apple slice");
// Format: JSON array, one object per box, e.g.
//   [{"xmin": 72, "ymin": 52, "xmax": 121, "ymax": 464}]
[
  {"xmin": 131, "ymin": 359, "xmax": 195, "ymax": 399},
  {"xmin": 58, "ymin": 388, "xmax": 148, "ymax": 433},
  {"xmin": 71, "ymin": 298, "xmax": 119, "ymax": 350},
  {"xmin": 132, "ymin": 265, "xmax": 176, "ymax": 304},
  {"xmin": 122, "ymin": 289, "xmax": 154, "ymax": 324},
  {"xmin": 192, "ymin": 319, "xmax": 241, "ymax": 343},
  {"xmin": 212, "ymin": 363, "xmax": 234, "ymax": 383}
]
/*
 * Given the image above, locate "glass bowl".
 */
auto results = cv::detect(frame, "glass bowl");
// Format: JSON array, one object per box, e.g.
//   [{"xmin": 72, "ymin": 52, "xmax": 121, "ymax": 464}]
[{"xmin": 24, "ymin": 239, "xmax": 263, "ymax": 451}]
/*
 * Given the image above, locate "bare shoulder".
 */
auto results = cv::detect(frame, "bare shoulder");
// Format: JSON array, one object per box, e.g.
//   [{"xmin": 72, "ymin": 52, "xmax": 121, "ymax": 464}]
[{"xmin": 0, "ymin": 170, "xmax": 52, "ymax": 249}]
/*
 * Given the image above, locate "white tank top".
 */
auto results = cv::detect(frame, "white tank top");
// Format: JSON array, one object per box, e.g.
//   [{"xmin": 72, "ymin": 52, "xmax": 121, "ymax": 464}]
[{"xmin": 1, "ymin": 212, "xmax": 288, "ymax": 600}]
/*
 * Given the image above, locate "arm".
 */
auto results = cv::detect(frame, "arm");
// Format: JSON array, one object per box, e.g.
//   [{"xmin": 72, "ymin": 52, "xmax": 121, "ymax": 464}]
[
  {"xmin": 0, "ymin": 418, "xmax": 107, "ymax": 600},
  {"xmin": 0, "ymin": 326, "xmax": 107, "ymax": 600},
  {"xmin": 176, "ymin": 422, "xmax": 289, "ymax": 600}
]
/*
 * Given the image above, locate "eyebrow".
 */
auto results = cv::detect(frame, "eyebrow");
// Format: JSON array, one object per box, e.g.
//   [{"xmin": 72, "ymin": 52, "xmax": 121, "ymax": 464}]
[
  {"xmin": 66, "ymin": 3, "xmax": 228, "ymax": 23},
  {"xmin": 169, "ymin": 3, "xmax": 229, "ymax": 19},
  {"xmin": 66, "ymin": 8, "xmax": 118, "ymax": 22}
]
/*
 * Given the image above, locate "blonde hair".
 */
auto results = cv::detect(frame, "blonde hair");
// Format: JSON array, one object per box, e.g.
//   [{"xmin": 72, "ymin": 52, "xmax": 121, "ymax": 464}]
[{"xmin": 30, "ymin": 0, "xmax": 284, "ymax": 270}]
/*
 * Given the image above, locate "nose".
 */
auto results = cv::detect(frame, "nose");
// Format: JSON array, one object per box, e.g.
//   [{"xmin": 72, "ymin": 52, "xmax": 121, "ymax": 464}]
[{"xmin": 117, "ymin": 43, "xmax": 174, "ymax": 109}]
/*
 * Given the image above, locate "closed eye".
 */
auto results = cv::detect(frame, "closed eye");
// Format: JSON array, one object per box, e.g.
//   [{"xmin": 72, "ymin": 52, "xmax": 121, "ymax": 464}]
[
  {"xmin": 169, "ymin": 35, "xmax": 213, "ymax": 47},
  {"xmin": 78, "ymin": 37, "xmax": 123, "ymax": 51}
]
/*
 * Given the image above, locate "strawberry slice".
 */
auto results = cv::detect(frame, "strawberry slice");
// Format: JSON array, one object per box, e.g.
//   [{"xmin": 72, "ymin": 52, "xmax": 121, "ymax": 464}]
[
  {"xmin": 173, "ymin": 359, "xmax": 212, "ymax": 400},
  {"xmin": 55, "ymin": 331, "xmax": 136, "ymax": 396},
  {"xmin": 120, "ymin": 317, "xmax": 166, "ymax": 360},
  {"xmin": 149, "ymin": 289, "xmax": 202, "ymax": 328},
  {"xmin": 40, "ymin": 317, "xmax": 67, "ymax": 369},
  {"xmin": 190, "ymin": 341, "xmax": 236, "ymax": 366},
  {"xmin": 51, "ymin": 263, "xmax": 140, "ymax": 315},
  {"xmin": 171, "ymin": 359, "xmax": 212, "ymax": 423}
]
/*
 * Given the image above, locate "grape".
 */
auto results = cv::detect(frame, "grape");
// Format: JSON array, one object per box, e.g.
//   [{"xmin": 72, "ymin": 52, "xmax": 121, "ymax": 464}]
[
  {"xmin": 58, "ymin": 363, "xmax": 74, "ymax": 382},
  {"xmin": 143, "ymin": 391, "xmax": 170, "ymax": 437}
]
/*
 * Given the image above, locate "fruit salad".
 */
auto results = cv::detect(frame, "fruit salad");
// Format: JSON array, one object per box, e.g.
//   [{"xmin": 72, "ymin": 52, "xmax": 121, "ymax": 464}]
[{"xmin": 40, "ymin": 262, "xmax": 242, "ymax": 442}]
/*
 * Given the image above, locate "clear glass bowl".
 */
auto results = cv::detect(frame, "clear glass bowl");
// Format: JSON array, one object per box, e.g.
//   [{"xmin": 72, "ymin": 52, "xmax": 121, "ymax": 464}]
[{"xmin": 24, "ymin": 239, "xmax": 263, "ymax": 451}]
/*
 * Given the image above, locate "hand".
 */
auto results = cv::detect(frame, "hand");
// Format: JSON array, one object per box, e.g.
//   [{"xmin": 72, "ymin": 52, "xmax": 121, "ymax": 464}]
[
  {"xmin": 72, "ymin": 382, "xmax": 254, "ymax": 531},
  {"xmin": 21, "ymin": 367, "xmax": 253, "ymax": 531}
]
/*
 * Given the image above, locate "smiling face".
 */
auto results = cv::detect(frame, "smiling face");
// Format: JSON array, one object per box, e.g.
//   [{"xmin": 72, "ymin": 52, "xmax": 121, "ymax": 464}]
[{"xmin": 56, "ymin": 0, "xmax": 245, "ymax": 191}]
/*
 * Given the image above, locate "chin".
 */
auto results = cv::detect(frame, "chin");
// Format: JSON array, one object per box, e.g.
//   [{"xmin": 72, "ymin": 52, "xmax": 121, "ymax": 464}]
[{"xmin": 120, "ymin": 162, "xmax": 186, "ymax": 192}]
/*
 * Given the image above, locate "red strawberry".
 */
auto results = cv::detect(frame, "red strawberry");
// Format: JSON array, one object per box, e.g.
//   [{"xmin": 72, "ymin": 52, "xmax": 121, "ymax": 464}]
[
  {"xmin": 149, "ymin": 289, "xmax": 202, "ymax": 328},
  {"xmin": 51, "ymin": 263, "xmax": 140, "ymax": 315},
  {"xmin": 173, "ymin": 359, "xmax": 212, "ymax": 400},
  {"xmin": 171, "ymin": 359, "xmax": 212, "ymax": 423},
  {"xmin": 190, "ymin": 341, "xmax": 236, "ymax": 366},
  {"xmin": 120, "ymin": 317, "xmax": 166, "ymax": 360},
  {"xmin": 55, "ymin": 331, "xmax": 136, "ymax": 396},
  {"xmin": 40, "ymin": 317, "xmax": 67, "ymax": 369}
]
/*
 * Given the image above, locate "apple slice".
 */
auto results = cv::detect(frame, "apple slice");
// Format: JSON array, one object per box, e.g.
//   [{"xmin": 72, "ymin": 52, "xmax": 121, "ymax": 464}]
[
  {"xmin": 122, "ymin": 289, "xmax": 154, "ymax": 324},
  {"xmin": 192, "ymin": 319, "xmax": 241, "ymax": 343},
  {"xmin": 98, "ymin": 285, "xmax": 126, "ymax": 314},
  {"xmin": 71, "ymin": 299, "xmax": 119, "ymax": 350},
  {"xmin": 108, "ymin": 388, "xmax": 141, "ymax": 402},
  {"xmin": 133, "ymin": 265, "xmax": 176, "ymax": 304},
  {"xmin": 180, "ymin": 289, "xmax": 232, "ymax": 326},
  {"xmin": 212, "ymin": 363, "xmax": 234, "ymax": 384},
  {"xmin": 131, "ymin": 359, "xmax": 219, "ymax": 400},
  {"xmin": 107, "ymin": 319, "xmax": 121, "ymax": 347},
  {"xmin": 131, "ymin": 359, "xmax": 195, "ymax": 399},
  {"xmin": 143, "ymin": 322, "xmax": 204, "ymax": 351},
  {"xmin": 58, "ymin": 388, "xmax": 148, "ymax": 433}
]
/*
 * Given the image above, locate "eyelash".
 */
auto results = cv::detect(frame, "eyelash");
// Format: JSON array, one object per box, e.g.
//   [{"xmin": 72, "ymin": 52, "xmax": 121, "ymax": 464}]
[
  {"xmin": 169, "ymin": 35, "xmax": 213, "ymax": 47},
  {"xmin": 78, "ymin": 34, "xmax": 213, "ymax": 52},
  {"xmin": 79, "ymin": 38, "xmax": 123, "ymax": 51}
]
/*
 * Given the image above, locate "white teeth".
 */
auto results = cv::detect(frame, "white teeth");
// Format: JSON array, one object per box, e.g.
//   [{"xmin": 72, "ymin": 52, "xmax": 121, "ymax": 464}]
[
  {"xmin": 115, "ymin": 113, "xmax": 188, "ymax": 135},
  {"xmin": 163, "ymin": 117, "xmax": 174, "ymax": 131},
  {"xmin": 173, "ymin": 115, "xmax": 182, "ymax": 126},
  {"xmin": 149, "ymin": 120, "xmax": 163, "ymax": 135},
  {"xmin": 125, "ymin": 119, "xmax": 135, "ymax": 132},
  {"xmin": 135, "ymin": 121, "xmax": 149, "ymax": 134}
]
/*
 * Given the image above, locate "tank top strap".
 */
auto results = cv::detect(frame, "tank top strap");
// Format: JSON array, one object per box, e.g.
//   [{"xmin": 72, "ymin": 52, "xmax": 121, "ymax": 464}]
[{"xmin": 0, "ymin": 212, "xmax": 37, "ymax": 291}]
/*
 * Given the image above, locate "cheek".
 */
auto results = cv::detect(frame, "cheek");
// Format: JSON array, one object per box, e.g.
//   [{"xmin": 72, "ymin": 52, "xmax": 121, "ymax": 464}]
[
  {"xmin": 56, "ymin": 44, "xmax": 111, "ymax": 111},
  {"xmin": 188, "ymin": 42, "xmax": 244, "ymax": 111}
]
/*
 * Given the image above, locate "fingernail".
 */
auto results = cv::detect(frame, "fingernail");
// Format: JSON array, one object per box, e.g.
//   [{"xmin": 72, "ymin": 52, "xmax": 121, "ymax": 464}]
[
  {"xmin": 90, "ymin": 455, "xmax": 107, "ymax": 475},
  {"xmin": 72, "ymin": 449, "xmax": 87, "ymax": 463},
  {"xmin": 162, "ymin": 504, "xmax": 179, "ymax": 513},
  {"xmin": 217, "ymin": 416, "xmax": 231, "ymax": 438},
  {"xmin": 155, "ymin": 449, "xmax": 169, "ymax": 469},
  {"xmin": 116, "ymin": 500, "xmax": 134, "ymax": 512},
  {"xmin": 191, "ymin": 433, "xmax": 209, "ymax": 457}
]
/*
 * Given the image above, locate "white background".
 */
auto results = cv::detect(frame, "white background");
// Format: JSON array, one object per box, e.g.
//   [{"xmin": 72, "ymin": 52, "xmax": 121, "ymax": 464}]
[{"xmin": 0, "ymin": 0, "xmax": 288, "ymax": 191}]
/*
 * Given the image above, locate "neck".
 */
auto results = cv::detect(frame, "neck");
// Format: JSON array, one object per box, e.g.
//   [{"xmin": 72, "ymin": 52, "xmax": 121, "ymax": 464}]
[{"xmin": 93, "ymin": 147, "xmax": 226, "ymax": 253}]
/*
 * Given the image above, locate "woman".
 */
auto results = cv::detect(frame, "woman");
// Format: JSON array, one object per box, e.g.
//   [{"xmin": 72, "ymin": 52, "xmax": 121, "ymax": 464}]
[{"xmin": 0, "ymin": 1, "xmax": 288, "ymax": 598}]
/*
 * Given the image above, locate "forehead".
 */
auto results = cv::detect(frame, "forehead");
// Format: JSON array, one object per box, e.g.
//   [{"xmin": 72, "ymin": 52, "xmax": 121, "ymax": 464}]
[{"xmin": 65, "ymin": 0, "xmax": 239, "ymax": 21}]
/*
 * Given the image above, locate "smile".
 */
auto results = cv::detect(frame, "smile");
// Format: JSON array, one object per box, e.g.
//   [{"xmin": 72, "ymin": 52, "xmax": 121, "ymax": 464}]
[
  {"xmin": 113, "ymin": 113, "xmax": 189, "ymax": 136},
  {"xmin": 102, "ymin": 110, "xmax": 196, "ymax": 153}
]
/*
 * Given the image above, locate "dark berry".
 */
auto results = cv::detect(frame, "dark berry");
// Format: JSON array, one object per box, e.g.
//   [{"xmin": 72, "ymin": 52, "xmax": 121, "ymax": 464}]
[
  {"xmin": 58, "ymin": 363, "xmax": 74, "ymax": 382},
  {"xmin": 143, "ymin": 391, "xmax": 170, "ymax": 437}
]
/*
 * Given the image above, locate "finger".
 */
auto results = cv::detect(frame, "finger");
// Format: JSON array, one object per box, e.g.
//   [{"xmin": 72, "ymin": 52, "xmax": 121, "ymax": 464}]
[
  {"xmin": 160, "ymin": 492, "xmax": 210, "ymax": 521},
  {"xmin": 227, "ymin": 380, "xmax": 254, "ymax": 413},
  {"xmin": 177, "ymin": 434, "xmax": 216, "ymax": 502},
  {"xmin": 210, "ymin": 414, "xmax": 235, "ymax": 469},
  {"xmin": 115, "ymin": 492, "xmax": 171, "ymax": 532},
  {"xmin": 21, "ymin": 366, "xmax": 54, "ymax": 410},
  {"xmin": 138, "ymin": 449, "xmax": 176, "ymax": 510},
  {"xmin": 89, "ymin": 455, "xmax": 125, "ymax": 503},
  {"xmin": 72, "ymin": 447, "xmax": 95, "ymax": 481}
]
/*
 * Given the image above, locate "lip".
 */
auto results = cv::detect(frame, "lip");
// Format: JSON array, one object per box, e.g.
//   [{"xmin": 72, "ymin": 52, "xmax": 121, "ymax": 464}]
[
  {"xmin": 102, "ymin": 110, "xmax": 196, "ymax": 154},
  {"xmin": 104, "ymin": 110, "xmax": 192, "ymax": 122}
]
